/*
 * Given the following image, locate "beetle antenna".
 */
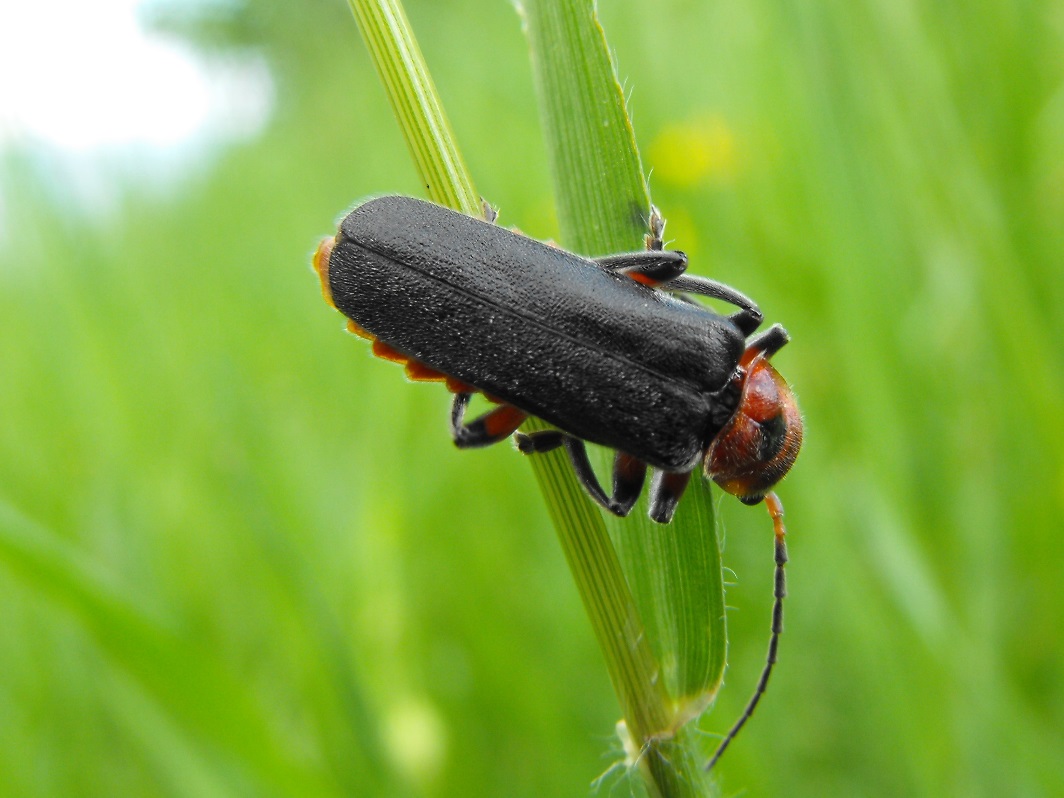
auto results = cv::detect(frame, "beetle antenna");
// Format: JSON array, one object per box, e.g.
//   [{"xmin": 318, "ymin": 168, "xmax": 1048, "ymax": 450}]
[{"xmin": 706, "ymin": 492, "xmax": 788, "ymax": 770}]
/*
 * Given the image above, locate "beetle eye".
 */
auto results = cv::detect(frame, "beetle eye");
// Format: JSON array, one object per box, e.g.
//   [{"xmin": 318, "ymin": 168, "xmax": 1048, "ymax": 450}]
[
  {"xmin": 756, "ymin": 411, "xmax": 788, "ymax": 463},
  {"xmin": 704, "ymin": 357, "xmax": 802, "ymax": 503}
]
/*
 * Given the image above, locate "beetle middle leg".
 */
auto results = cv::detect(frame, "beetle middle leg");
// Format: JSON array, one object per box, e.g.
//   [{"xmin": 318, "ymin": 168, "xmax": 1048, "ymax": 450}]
[
  {"xmin": 514, "ymin": 432, "xmax": 647, "ymax": 517},
  {"xmin": 451, "ymin": 392, "xmax": 528, "ymax": 448}
]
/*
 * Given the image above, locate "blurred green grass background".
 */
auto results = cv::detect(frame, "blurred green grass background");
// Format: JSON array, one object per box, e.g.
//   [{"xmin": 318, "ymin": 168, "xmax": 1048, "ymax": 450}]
[{"xmin": 1, "ymin": 1, "xmax": 1062, "ymax": 796}]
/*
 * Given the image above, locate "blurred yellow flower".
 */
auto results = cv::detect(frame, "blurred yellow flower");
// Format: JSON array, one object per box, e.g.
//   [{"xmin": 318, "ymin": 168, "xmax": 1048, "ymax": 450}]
[{"xmin": 649, "ymin": 116, "xmax": 739, "ymax": 188}]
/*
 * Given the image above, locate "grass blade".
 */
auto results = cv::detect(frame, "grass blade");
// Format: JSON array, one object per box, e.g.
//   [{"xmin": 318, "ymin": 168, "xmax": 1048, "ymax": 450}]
[
  {"xmin": 523, "ymin": 1, "xmax": 726, "ymax": 793},
  {"xmin": 346, "ymin": 0, "xmax": 480, "ymax": 215}
]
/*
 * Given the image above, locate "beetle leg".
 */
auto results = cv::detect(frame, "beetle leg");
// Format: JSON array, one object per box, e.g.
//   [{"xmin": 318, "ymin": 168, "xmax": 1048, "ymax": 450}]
[
  {"xmin": 660, "ymin": 275, "xmax": 764, "ymax": 335},
  {"xmin": 561, "ymin": 438, "xmax": 625, "ymax": 515},
  {"xmin": 515, "ymin": 434, "xmax": 646, "ymax": 517},
  {"xmin": 513, "ymin": 430, "xmax": 566, "ymax": 453},
  {"xmin": 596, "ymin": 251, "xmax": 765, "ymax": 336},
  {"xmin": 611, "ymin": 452, "xmax": 648, "ymax": 516},
  {"xmin": 648, "ymin": 469, "xmax": 694, "ymax": 523},
  {"xmin": 594, "ymin": 205, "xmax": 683, "ymax": 284},
  {"xmin": 729, "ymin": 308, "xmax": 762, "ymax": 337},
  {"xmin": 744, "ymin": 323, "xmax": 790, "ymax": 358},
  {"xmin": 451, "ymin": 392, "xmax": 528, "ymax": 448},
  {"xmin": 594, "ymin": 250, "xmax": 689, "ymax": 284},
  {"xmin": 562, "ymin": 439, "xmax": 649, "ymax": 517}
]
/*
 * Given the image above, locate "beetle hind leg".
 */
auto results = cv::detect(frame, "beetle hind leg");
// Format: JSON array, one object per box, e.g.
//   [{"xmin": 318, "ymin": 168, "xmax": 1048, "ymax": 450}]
[{"xmin": 451, "ymin": 392, "xmax": 528, "ymax": 448}]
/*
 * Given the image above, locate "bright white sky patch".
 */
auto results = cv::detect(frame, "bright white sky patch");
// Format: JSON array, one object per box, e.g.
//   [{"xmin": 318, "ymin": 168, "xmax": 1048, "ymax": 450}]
[
  {"xmin": 0, "ymin": 0, "xmax": 272, "ymax": 153},
  {"xmin": 0, "ymin": 0, "xmax": 273, "ymax": 246}
]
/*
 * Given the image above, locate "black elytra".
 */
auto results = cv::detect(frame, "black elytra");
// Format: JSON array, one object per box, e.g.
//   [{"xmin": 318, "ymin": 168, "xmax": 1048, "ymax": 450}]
[{"xmin": 328, "ymin": 195, "xmax": 756, "ymax": 473}]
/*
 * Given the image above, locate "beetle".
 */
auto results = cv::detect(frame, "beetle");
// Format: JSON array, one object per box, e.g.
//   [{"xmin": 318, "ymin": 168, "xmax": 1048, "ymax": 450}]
[{"xmin": 313, "ymin": 195, "xmax": 803, "ymax": 766}]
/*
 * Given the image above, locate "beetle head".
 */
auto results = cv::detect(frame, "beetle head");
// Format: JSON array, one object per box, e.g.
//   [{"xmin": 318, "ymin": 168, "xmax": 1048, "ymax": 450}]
[{"xmin": 704, "ymin": 351, "xmax": 802, "ymax": 505}]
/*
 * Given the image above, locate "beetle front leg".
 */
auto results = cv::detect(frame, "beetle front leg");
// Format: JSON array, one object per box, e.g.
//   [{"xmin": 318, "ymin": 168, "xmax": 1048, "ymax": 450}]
[
  {"xmin": 451, "ymin": 392, "xmax": 528, "ymax": 449},
  {"xmin": 648, "ymin": 469, "xmax": 693, "ymax": 524},
  {"xmin": 595, "ymin": 252, "xmax": 764, "ymax": 336}
]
